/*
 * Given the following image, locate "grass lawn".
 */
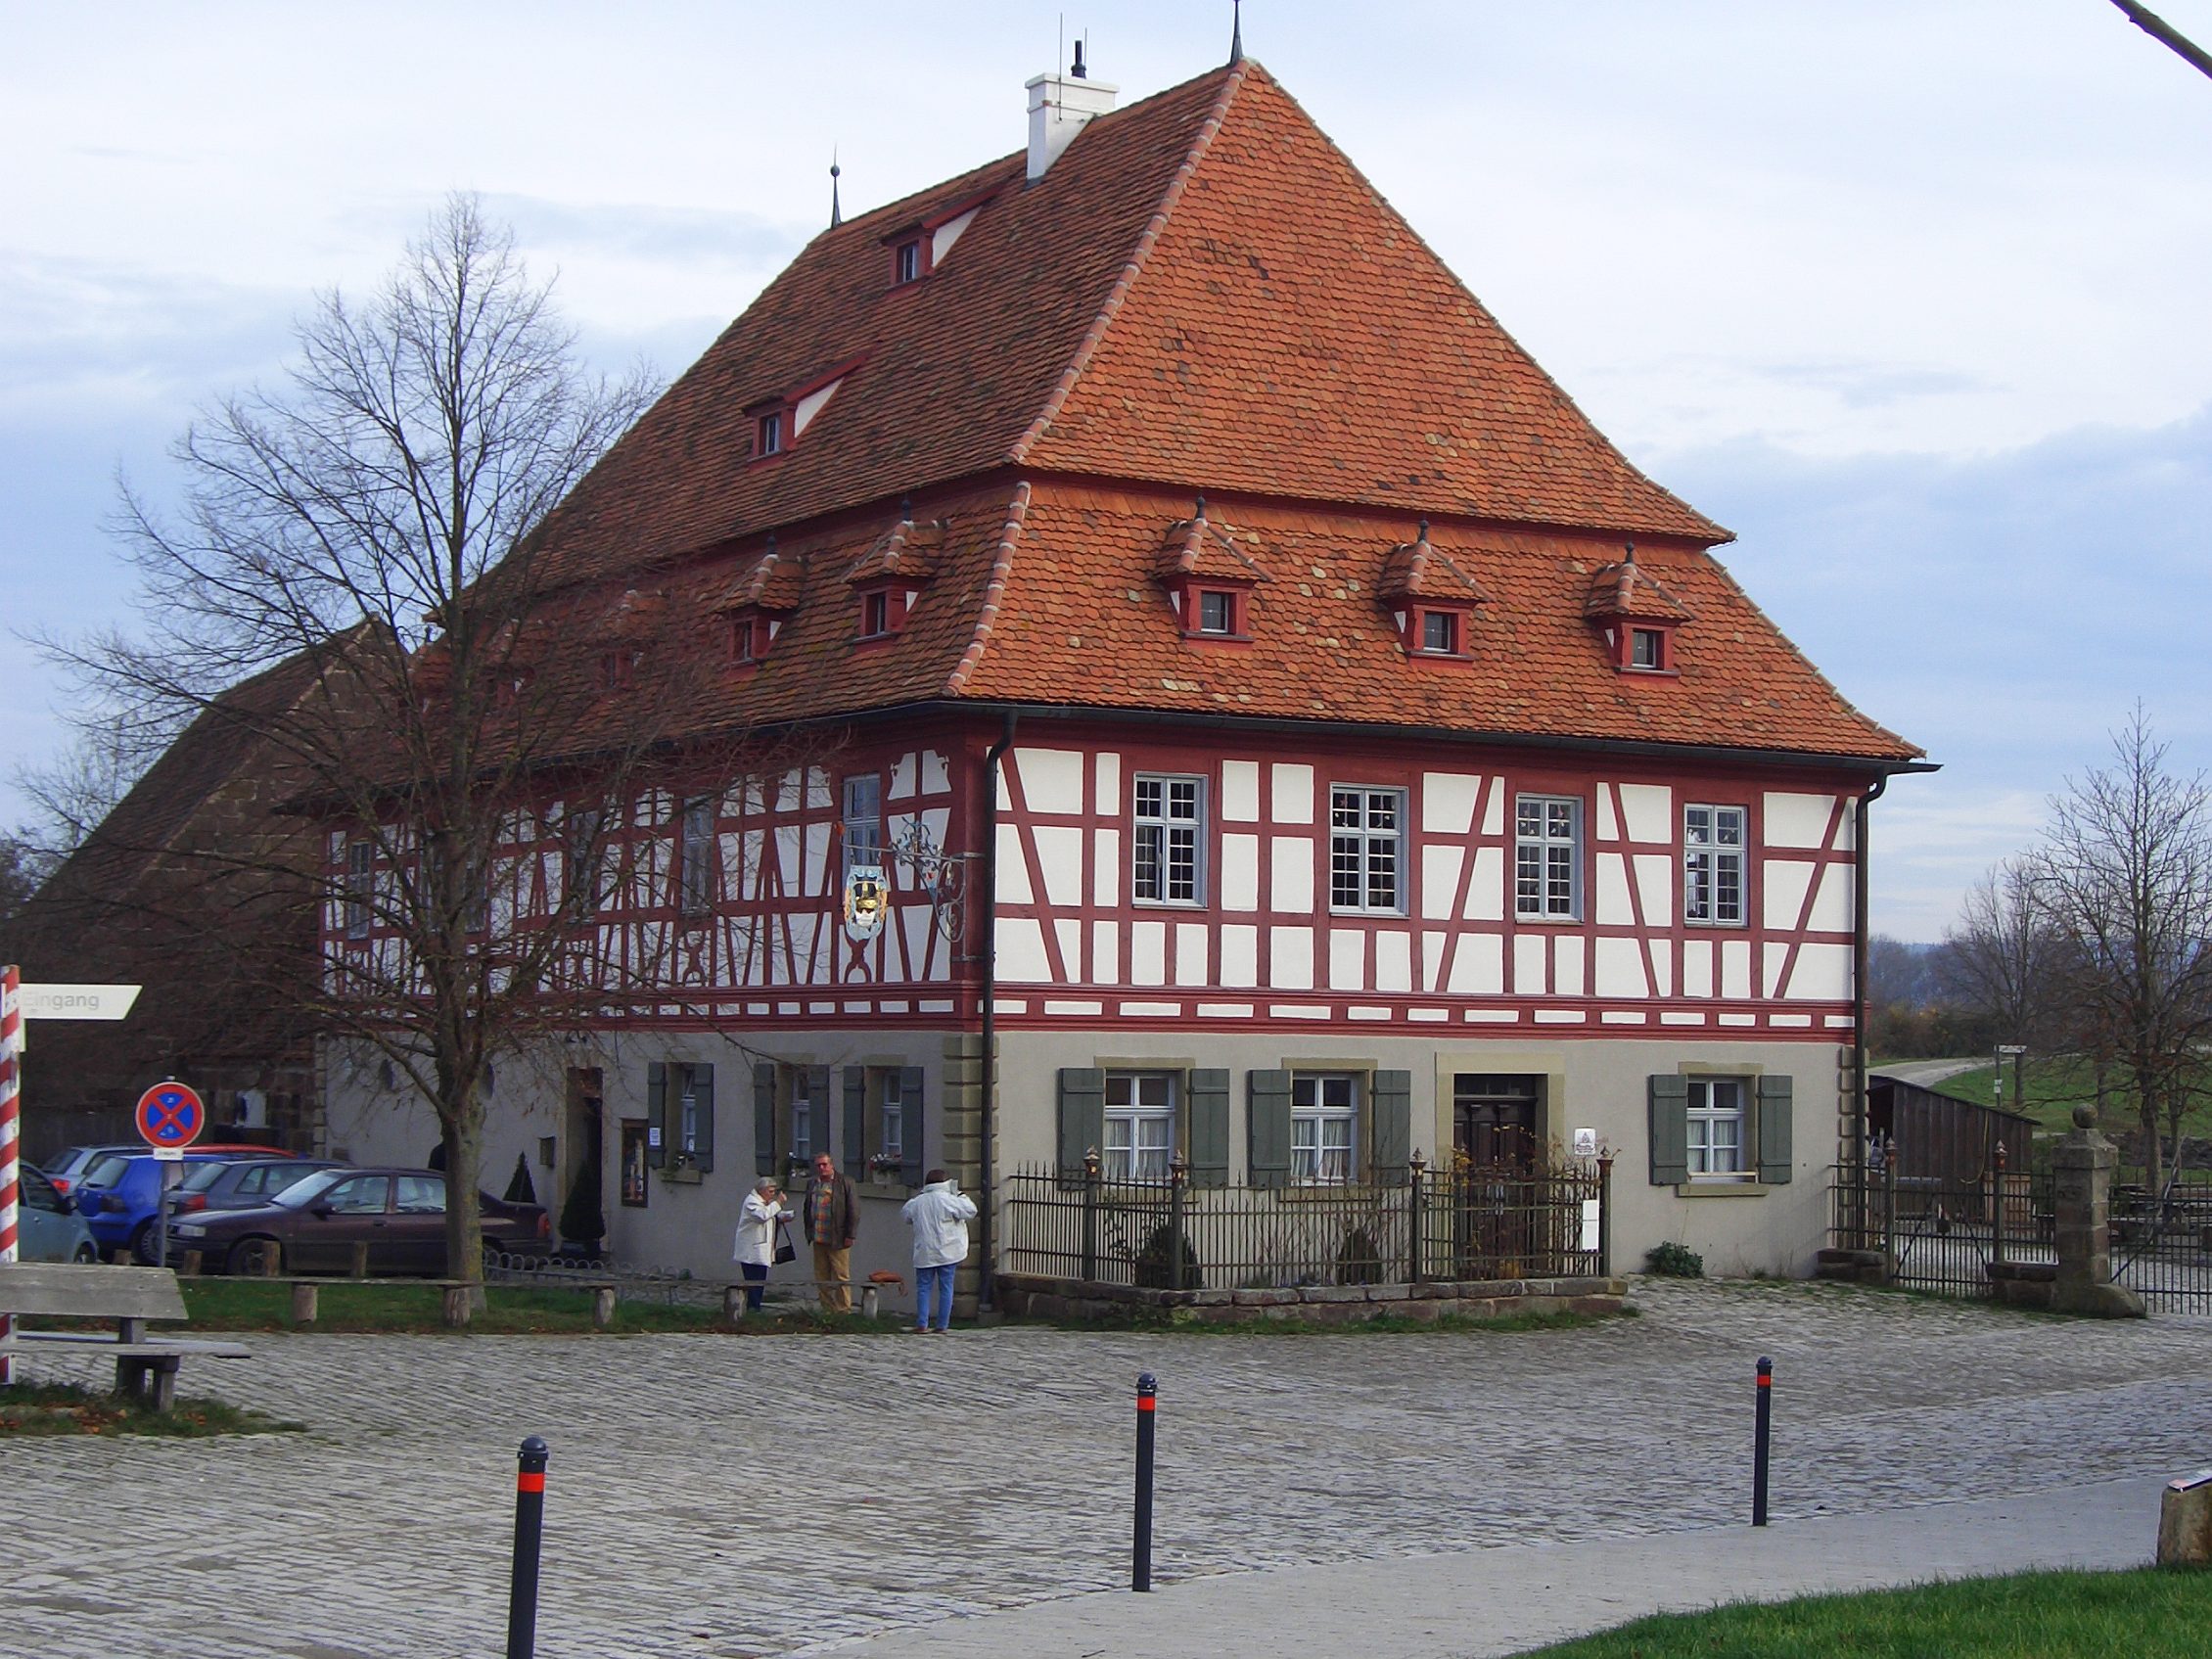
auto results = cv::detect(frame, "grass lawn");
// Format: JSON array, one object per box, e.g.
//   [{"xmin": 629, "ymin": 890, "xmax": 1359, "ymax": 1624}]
[
  {"xmin": 1928, "ymin": 1056, "xmax": 2212, "ymax": 1142},
  {"xmin": 165, "ymin": 1279, "xmax": 909, "ymax": 1336},
  {"xmin": 1513, "ymin": 1569, "xmax": 2212, "ymax": 1658},
  {"xmin": 0, "ymin": 1379, "xmax": 301, "ymax": 1438}
]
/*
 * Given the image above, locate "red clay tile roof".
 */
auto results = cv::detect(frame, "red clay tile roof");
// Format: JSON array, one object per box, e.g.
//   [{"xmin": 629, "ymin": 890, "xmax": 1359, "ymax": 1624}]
[
  {"xmin": 846, "ymin": 515, "xmax": 948, "ymax": 586},
  {"xmin": 709, "ymin": 542, "xmax": 804, "ymax": 614},
  {"xmin": 491, "ymin": 59, "xmax": 1912, "ymax": 765},
  {"xmin": 1378, "ymin": 528, "xmax": 1492, "ymax": 606},
  {"xmin": 1155, "ymin": 505, "xmax": 1271, "ymax": 585},
  {"xmin": 1585, "ymin": 550, "xmax": 1695, "ymax": 622}
]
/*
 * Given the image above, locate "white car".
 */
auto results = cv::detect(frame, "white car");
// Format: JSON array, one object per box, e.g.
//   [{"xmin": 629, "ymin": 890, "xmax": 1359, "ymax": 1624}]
[{"xmin": 18, "ymin": 1165, "xmax": 100, "ymax": 1263}]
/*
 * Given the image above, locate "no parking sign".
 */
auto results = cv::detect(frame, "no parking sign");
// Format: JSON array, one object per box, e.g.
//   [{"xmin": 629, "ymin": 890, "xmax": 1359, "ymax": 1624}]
[{"xmin": 135, "ymin": 1080, "xmax": 207, "ymax": 1153}]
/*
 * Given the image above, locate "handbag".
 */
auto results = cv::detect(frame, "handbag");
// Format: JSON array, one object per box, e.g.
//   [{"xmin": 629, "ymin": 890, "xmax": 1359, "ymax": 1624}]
[{"xmin": 772, "ymin": 1214, "xmax": 798, "ymax": 1266}]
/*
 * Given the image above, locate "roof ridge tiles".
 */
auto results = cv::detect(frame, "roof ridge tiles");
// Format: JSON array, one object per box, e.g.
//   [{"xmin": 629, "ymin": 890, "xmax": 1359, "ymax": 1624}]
[
  {"xmin": 1007, "ymin": 62, "xmax": 1250, "ymax": 467},
  {"xmin": 943, "ymin": 481, "xmax": 1033, "ymax": 695}
]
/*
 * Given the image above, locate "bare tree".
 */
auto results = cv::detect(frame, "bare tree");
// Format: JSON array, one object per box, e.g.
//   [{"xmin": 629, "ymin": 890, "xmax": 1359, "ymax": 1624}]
[
  {"xmin": 41, "ymin": 195, "xmax": 792, "ymax": 1286},
  {"xmin": 2032, "ymin": 707, "xmax": 2212, "ymax": 1190},
  {"xmin": 1941, "ymin": 856, "xmax": 2071, "ymax": 1098}
]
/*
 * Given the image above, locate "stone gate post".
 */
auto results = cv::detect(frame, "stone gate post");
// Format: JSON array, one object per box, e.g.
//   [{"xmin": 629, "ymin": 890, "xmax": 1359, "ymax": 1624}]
[{"xmin": 2051, "ymin": 1104, "xmax": 2146, "ymax": 1319}]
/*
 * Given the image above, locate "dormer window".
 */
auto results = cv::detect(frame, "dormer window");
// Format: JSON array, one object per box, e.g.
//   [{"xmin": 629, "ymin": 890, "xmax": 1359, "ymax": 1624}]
[
  {"xmin": 1198, "ymin": 589, "xmax": 1234, "ymax": 634},
  {"xmin": 757, "ymin": 408, "xmax": 784, "ymax": 457},
  {"xmin": 1379, "ymin": 522, "xmax": 1487, "ymax": 663},
  {"xmin": 861, "ymin": 590, "xmax": 891, "ymax": 639},
  {"xmin": 730, "ymin": 612, "xmax": 780, "ymax": 667},
  {"xmin": 600, "ymin": 650, "xmax": 635, "ymax": 691},
  {"xmin": 1585, "ymin": 545, "xmax": 1691, "ymax": 677},
  {"xmin": 894, "ymin": 239, "xmax": 923, "ymax": 285},
  {"xmin": 1420, "ymin": 611, "xmax": 1458, "ymax": 655}
]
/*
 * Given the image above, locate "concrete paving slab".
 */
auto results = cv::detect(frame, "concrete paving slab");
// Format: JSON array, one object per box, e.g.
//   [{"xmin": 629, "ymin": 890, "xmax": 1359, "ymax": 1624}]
[{"xmin": 815, "ymin": 1476, "xmax": 2164, "ymax": 1659}]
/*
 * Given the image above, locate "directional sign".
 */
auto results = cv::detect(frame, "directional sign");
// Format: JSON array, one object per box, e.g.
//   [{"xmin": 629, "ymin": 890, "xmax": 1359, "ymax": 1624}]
[
  {"xmin": 135, "ymin": 1081, "xmax": 207, "ymax": 1151},
  {"xmin": 19, "ymin": 984, "xmax": 141, "ymax": 1021}
]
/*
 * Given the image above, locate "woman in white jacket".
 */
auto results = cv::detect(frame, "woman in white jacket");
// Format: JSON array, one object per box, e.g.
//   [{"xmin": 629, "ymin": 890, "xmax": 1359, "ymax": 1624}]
[
  {"xmin": 900, "ymin": 1169, "xmax": 978, "ymax": 1333},
  {"xmin": 732, "ymin": 1178, "xmax": 786, "ymax": 1312}
]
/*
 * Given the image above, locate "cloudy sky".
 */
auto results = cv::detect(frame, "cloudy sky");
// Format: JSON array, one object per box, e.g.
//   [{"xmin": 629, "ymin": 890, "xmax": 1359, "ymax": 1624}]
[{"xmin": 7, "ymin": 1, "xmax": 2210, "ymax": 938}]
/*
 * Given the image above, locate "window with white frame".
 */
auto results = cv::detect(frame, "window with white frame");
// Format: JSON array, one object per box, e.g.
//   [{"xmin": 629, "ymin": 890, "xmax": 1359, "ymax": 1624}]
[
  {"xmin": 790, "ymin": 1072, "xmax": 814, "ymax": 1163},
  {"xmin": 1291, "ymin": 1073, "xmax": 1359, "ymax": 1182},
  {"xmin": 677, "ymin": 1067, "xmax": 704, "ymax": 1158},
  {"xmin": 880, "ymin": 1071, "xmax": 904, "ymax": 1164},
  {"xmin": 1683, "ymin": 805, "xmax": 1746, "ymax": 926},
  {"xmin": 678, "ymin": 799, "xmax": 714, "ymax": 914},
  {"xmin": 843, "ymin": 773, "xmax": 882, "ymax": 877},
  {"xmin": 1329, "ymin": 787, "xmax": 1405, "ymax": 911},
  {"xmin": 344, "ymin": 839, "xmax": 373, "ymax": 939},
  {"xmin": 1133, "ymin": 775, "xmax": 1204, "ymax": 904},
  {"xmin": 1687, "ymin": 1077, "xmax": 1747, "ymax": 1177},
  {"xmin": 1514, "ymin": 795, "xmax": 1583, "ymax": 919},
  {"xmin": 1103, "ymin": 1072, "xmax": 1175, "ymax": 1179}
]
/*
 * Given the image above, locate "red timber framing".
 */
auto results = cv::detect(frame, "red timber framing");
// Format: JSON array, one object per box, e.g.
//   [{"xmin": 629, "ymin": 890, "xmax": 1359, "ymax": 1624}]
[{"xmin": 983, "ymin": 722, "xmax": 1865, "ymax": 1040}]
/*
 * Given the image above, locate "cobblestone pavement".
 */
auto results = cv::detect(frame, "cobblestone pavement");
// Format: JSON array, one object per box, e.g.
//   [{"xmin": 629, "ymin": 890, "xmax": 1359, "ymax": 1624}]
[{"xmin": 8, "ymin": 1279, "xmax": 2212, "ymax": 1659}]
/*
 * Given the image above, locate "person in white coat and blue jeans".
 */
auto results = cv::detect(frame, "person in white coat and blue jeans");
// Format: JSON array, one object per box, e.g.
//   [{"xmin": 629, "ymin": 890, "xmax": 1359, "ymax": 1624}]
[{"xmin": 901, "ymin": 1169, "xmax": 977, "ymax": 1333}]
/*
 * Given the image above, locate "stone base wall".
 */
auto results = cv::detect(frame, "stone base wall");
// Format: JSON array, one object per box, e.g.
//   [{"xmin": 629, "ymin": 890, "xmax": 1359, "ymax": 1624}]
[{"xmin": 995, "ymin": 1271, "xmax": 1626, "ymax": 1325}]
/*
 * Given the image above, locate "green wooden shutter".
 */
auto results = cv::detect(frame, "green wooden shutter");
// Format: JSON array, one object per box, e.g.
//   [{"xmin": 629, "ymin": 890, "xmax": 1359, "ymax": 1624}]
[
  {"xmin": 899, "ymin": 1065, "xmax": 926, "ymax": 1186},
  {"xmin": 1649, "ymin": 1075, "xmax": 1689, "ymax": 1184},
  {"xmin": 753, "ymin": 1063, "xmax": 776, "ymax": 1179},
  {"xmin": 1757, "ymin": 1075, "xmax": 1795, "ymax": 1185},
  {"xmin": 843, "ymin": 1067, "xmax": 867, "ymax": 1174},
  {"xmin": 646, "ymin": 1062, "xmax": 668, "ymax": 1169},
  {"xmin": 1057, "ymin": 1067, "xmax": 1106, "ymax": 1181},
  {"xmin": 692, "ymin": 1064, "xmax": 715, "ymax": 1173},
  {"xmin": 1371, "ymin": 1070, "xmax": 1412, "ymax": 1187},
  {"xmin": 1188, "ymin": 1069, "xmax": 1230, "ymax": 1188},
  {"xmin": 1247, "ymin": 1070, "xmax": 1292, "ymax": 1188}
]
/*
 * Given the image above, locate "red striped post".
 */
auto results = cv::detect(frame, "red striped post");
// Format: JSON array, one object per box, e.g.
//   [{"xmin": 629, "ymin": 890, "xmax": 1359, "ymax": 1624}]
[{"xmin": 0, "ymin": 964, "xmax": 22, "ymax": 1384}]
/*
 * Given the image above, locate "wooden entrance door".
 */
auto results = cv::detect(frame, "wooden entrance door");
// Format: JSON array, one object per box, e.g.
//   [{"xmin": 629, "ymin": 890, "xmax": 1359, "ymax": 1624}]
[
  {"xmin": 1451, "ymin": 1075, "xmax": 1543, "ymax": 1275},
  {"xmin": 1452, "ymin": 1075, "xmax": 1542, "ymax": 1170}
]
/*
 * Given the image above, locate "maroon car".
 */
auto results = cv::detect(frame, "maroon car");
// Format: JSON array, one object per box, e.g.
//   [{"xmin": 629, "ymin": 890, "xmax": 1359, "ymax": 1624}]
[{"xmin": 167, "ymin": 1166, "xmax": 548, "ymax": 1276}]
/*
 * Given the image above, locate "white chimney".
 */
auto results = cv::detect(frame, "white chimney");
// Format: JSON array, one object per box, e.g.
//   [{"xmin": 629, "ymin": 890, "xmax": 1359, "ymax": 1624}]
[{"xmin": 1026, "ymin": 43, "xmax": 1117, "ymax": 181}]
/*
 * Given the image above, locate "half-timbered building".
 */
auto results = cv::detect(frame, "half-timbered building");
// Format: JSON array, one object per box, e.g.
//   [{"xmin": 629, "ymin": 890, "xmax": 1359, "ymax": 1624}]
[{"xmin": 323, "ymin": 51, "xmax": 1924, "ymax": 1299}]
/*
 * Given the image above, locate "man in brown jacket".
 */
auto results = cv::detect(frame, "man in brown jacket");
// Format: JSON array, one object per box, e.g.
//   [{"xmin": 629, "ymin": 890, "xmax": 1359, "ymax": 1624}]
[{"xmin": 803, "ymin": 1152, "xmax": 861, "ymax": 1313}]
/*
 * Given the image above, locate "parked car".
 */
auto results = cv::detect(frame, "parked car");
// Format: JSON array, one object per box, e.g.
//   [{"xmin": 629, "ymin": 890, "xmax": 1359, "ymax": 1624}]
[
  {"xmin": 16, "ymin": 1165, "xmax": 99, "ymax": 1263},
  {"xmin": 173, "ymin": 1157, "xmax": 347, "ymax": 1215},
  {"xmin": 170, "ymin": 1167, "xmax": 549, "ymax": 1276},
  {"xmin": 73, "ymin": 1149, "xmax": 297, "ymax": 1263},
  {"xmin": 47, "ymin": 1141, "xmax": 297, "ymax": 1202}
]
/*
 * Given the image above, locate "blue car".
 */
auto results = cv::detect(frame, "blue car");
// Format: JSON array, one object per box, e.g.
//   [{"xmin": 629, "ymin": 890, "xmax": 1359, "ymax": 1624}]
[{"xmin": 72, "ymin": 1149, "xmax": 296, "ymax": 1264}]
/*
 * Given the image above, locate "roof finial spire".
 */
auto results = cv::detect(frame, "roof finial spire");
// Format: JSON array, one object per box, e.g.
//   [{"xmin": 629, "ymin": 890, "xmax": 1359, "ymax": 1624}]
[
  {"xmin": 1229, "ymin": 0, "xmax": 1244, "ymax": 65},
  {"xmin": 1194, "ymin": 492, "xmax": 1207, "ymax": 520},
  {"xmin": 829, "ymin": 149, "xmax": 842, "ymax": 228},
  {"xmin": 899, "ymin": 493, "xmax": 913, "ymax": 522},
  {"xmin": 1624, "ymin": 541, "xmax": 1636, "ymax": 564},
  {"xmin": 1417, "ymin": 517, "xmax": 1430, "ymax": 542}
]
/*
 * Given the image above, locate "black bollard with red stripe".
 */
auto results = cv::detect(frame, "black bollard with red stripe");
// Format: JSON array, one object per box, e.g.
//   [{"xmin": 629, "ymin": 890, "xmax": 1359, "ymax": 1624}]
[
  {"xmin": 509, "ymin": 1436, "xmax": 549, "ymax": 1658},
  {"xmin": 1752, "ymin": 1358, "xmax": 1773, "ymax": 1527},
  {"xmin": 1133, "ymin": 1373, "xmax": 1157, "ymax": 1591}
]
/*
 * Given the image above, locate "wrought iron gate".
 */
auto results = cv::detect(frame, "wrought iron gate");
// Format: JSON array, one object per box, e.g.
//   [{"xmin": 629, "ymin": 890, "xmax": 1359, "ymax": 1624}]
[{"xmin": 2111, "ymin": 1161, "xmax": 2212, "ymax": 1314}]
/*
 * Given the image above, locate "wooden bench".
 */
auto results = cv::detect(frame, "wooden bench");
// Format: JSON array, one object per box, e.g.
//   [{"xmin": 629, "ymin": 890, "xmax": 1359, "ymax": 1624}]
[
  {"xmin": 0, "ymin": 1263, "xmax": 250, "ymax": 1410},
  {"xmin": 724, "ymin": 1275, "xmax": 904, "ymax": 1320}
]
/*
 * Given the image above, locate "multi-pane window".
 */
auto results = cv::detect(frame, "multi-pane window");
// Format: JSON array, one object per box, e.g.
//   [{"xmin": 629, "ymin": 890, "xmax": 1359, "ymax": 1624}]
[
  {"xmin": 565, "ymin": 806, "xmax": 605, "ymax": 913},
  {"xmin": 1291, "ymin": 1074, "xmax": 1358, "ymax": 1183},
  {"xmin": 1329, "ymin": 787, "xmax": 1405, "ymax": 912},
  {"xmin": 677, "ymin": 1067, "xmax": 703, "ymax": 1158},
  {"xmin": 1514, "ymin": 795, "xmax": 1582, "ymax": 920},
  {"xmin": 1630, "ymin": 627, "xmax": 1664, "ymax": 668},
  {"xmin": 1420, "ymin": 610, "xmax": 1457, "ymax": 654},
  {"xmin": 789, "ymin": 1071, "xmax": 814, "ymax": 1163},
  {"xmin": 1683, "ymin": 805, "xmax": 1747, "ymax": 926},
  {"xmin": 1133, "ymin": 774, "xmax": 1204, "ymax": 904},
  {"xmin": 344, "ymin": 840, "xmax": 374, "ymax": 939},
  {"xmin": 676, "ymin": 800, "xmax": 715, "ymax": 914},
  {"xmin": 843, "ymin": 774, "xmax": 883, "ymax": 877},
  {"xmin": 1103, "ymin": 1072, "xmax": 1175, "ymax": 1179},
  {"xmin": 1197, "ymin": 589, "xmax": 1233, "ymax": 633},
  {"xmin": 1686, "ymin": 1078, "xmax": 1747, "ymax": 1177},
  {"xmin": 881, "ymin": 1072, "xmax": 904, "ymax": 1164}
]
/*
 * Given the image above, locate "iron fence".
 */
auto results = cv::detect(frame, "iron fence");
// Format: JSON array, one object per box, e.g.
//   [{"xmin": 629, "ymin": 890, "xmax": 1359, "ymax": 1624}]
[
  {"xmin": 2112, "ymin": 1158, "xmax": 2212, "ymax": 1314},
  {"xmin": 1003, "ymin": 1155, "xmax": 1608, "ymax": 1292},
  {"xmin": 1830, "ymin": 1137, "xmax": 2052, "ymax": 1300}
]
